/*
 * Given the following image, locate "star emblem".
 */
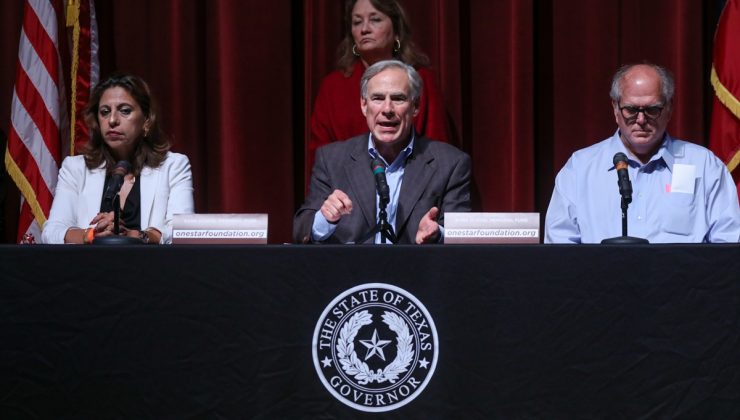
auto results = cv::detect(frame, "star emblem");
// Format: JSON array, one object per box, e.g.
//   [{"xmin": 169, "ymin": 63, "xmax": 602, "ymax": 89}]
[
  {"xmin": 359, "ymin": 329, "xmax": 392, "ymax": 361},
  {"xmin": 321, "ymin": 356, "xmax": 333, "ymax": 368},
  {"xmin": 418, "ymin": 357, "xmax": 430, "ymax": 369}
]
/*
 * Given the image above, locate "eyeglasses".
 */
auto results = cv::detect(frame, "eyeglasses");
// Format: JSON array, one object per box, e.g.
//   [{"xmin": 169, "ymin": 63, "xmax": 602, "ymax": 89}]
[{"xmin": 619, "ymin": 104, "xmax": 664, "ymax": 121}]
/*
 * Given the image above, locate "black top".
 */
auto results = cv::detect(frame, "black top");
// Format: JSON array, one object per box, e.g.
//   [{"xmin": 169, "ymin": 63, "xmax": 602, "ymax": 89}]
[{"xmin": 100, "ymin": 174, "xmax": 141, "ymax": 231}]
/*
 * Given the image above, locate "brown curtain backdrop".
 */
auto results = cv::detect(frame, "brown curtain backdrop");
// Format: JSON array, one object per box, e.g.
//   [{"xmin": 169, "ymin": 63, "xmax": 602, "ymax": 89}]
[{"xmin": 0, "ymin": 0, "xmax": 721, "ymax": 243}]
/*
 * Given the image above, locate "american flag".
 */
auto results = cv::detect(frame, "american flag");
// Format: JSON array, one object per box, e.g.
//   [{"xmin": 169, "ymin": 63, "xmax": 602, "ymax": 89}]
[{"xmin": 4, "ymin": 0, "xmax": 98, "ymax": 243}]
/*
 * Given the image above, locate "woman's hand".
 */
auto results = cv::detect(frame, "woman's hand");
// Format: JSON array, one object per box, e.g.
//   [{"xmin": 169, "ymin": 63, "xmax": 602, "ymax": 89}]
[
  {"xmin": 120, "ymin": 227, "xmax": 162, "ymax": 244},
  {"xmin": 89, "ymin": 211, "xmax": 116, "ymax": 237}
]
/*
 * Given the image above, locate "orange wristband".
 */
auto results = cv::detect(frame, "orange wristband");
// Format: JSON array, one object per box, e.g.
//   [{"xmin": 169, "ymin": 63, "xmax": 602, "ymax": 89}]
[{"xmin": 84, "ymin": 227, "xmax": 94, "ymax": 245}]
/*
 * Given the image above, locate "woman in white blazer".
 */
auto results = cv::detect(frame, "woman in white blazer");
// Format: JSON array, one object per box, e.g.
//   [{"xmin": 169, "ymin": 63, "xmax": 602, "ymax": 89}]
[{"xmin": 42, "ymin": 74, "xmax": 194, "ymax": 244}]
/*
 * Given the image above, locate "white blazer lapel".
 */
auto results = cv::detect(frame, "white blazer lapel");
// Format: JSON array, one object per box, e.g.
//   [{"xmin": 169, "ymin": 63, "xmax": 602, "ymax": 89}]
[
  {"xmin": 139, "ymin": 165, "xmax": 160, "ymax": 228},
  {"xmin": 82, "ymin": 166, "xmax": 107, "ymax": 224}
]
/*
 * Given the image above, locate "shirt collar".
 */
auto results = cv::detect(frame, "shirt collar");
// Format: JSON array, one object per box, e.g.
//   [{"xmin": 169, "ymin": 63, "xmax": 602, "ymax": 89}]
[
  {"xmin": 367, "ymin": 131, "xmax": 415, "ymax": 170},
  {"xmin": 608, "ymin": 130, "xmax": 675, "ymax": 171}
]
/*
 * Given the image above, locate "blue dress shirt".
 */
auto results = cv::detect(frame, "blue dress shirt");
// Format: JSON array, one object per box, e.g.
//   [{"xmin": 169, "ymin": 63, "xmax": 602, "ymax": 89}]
[
  {"xmin": 545, "ymin": 131, "xmax": 740, "ymax": 243},
  {"xmin": 311, "ymin": 134, "xmax": 414, "ymax": 243}
]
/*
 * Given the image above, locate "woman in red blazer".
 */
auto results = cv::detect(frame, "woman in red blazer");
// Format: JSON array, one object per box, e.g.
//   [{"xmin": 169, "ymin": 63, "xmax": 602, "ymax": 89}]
[{"xmin": 308, "ymin": 0, "xmax": 453, "ymax": 172}]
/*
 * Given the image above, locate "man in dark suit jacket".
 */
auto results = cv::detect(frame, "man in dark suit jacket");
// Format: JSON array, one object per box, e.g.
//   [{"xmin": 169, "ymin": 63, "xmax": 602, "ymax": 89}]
[{"xmin": 294, "ymin": 60, "xmax": 471, "ymax": 244}]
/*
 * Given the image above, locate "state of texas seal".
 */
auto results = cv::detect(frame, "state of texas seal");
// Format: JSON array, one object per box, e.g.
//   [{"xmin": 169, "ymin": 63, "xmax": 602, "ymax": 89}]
[{"xmin": 312, "ymin": 283, "xmax": 439, "ymax": 412}]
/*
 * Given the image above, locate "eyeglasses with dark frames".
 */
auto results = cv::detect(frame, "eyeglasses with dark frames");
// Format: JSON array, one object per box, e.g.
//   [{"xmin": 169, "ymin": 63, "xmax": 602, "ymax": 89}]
[{"xmin": 619, "ymin": 104, "xmax": 664, "ymax": 121}]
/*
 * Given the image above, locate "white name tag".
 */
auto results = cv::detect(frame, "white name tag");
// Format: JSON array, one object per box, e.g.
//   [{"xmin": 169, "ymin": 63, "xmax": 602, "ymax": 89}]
[
  {"xmin": 444, "ymin": 212, "xmax": 540, "ymax": 244},
  {"xmin": 671, "ymin": 164, "xmax": 696, "ymax": 194},
  {"xmin": 173, "ymin": 214, "xmax": 268, "ymax": 244}
]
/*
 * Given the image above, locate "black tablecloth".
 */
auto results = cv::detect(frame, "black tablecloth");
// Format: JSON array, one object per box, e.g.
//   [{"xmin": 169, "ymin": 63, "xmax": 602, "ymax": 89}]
[{"xmin": 1, "ymin": 244, "xmax": 739, "ymax": 418}]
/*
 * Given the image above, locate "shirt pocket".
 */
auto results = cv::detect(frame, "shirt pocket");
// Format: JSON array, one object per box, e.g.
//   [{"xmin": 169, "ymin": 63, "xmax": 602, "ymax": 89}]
[{"xmin": 661, "ymin": 192, "xmax": 695, "ymax": 236}]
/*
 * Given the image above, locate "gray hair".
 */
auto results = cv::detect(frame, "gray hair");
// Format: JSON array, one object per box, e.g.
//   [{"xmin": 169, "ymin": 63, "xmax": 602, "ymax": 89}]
[
  {"xmin": 360, "ymin": 60, "xmax": 423, "ymax": 104},
  {"xmin": 609, "ymin": 63, "xmax": 675, "ymax": 103}
]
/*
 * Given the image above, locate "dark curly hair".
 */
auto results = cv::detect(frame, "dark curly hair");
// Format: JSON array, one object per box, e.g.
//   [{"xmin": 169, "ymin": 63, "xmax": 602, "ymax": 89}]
[{"xmin": 82, "ymin": 73, "xmax": 170, "ymax": 176}]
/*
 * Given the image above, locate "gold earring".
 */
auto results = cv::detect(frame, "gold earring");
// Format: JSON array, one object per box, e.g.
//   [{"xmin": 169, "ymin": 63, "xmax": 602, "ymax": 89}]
[{"xmin": 352, "ymin": 44, "xmax": 360, "ymax": 57}]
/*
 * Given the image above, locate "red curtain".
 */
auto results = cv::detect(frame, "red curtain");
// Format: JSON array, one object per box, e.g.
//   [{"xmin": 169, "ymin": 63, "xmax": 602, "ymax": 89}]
[
  {"xmin": 305, "ymin": 0, "xmax": 710, "ymax": 213},
  {"xmin": 303, "ymin": 0, "xmax": 716, "ymax": 216},
  {"xmin": 0, "ymin": 0, "xmax": 719, "ymax": 243}
]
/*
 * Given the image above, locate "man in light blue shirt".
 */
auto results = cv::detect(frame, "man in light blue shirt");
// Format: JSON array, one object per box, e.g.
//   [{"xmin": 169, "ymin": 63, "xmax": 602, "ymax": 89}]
[{"xmin": 545, "ymin": 63, "xmax": 740, "ymax": 243}]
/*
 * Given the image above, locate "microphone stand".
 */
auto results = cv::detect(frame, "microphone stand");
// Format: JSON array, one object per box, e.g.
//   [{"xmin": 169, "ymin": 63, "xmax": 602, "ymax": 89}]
[
  {"xmin": 601, "ymin": 196, "xmax": 649, "ymax": 244},
  {"xmin": 377, "ymin": 204, "xmax": 397, "ymax": 244},
  {"xmin": 93, "ymin": 194, "xmax": 144, "ymax": 245},
  {"xmin": 361, "ymin": 198, "xmax": 397, "ymax": 244}
]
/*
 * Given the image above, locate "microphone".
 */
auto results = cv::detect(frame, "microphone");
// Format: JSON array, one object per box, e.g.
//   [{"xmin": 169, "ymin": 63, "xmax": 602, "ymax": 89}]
[
  {"xmin": 613, "ymin": 153, "xmax": 632, "ymax": 204},
  {"xmin": 601, "ymin": 152, "xmax": 648, "ymax": 243},
  {"xmin": 93, "ymin": 159, "xmax": 142, "ymax": 245},
  {"xmin": 102, "ymin": 160, "xmax": 132, "ymax": 212},
  {"xmin": 371, "ymin": 158, "xmax": 390, "ymax": 206}
]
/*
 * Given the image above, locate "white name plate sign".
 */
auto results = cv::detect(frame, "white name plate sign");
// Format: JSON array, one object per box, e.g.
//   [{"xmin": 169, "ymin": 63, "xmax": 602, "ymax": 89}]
[
  {"xmin": 173, "ymin": 214, "xmax": 268, "ymax": 244},
  {"xmin": 444, "ymin": 212, "xmax": 540, "ymax": 244}
]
